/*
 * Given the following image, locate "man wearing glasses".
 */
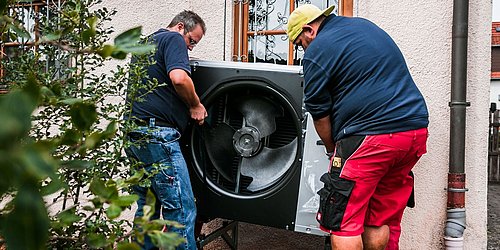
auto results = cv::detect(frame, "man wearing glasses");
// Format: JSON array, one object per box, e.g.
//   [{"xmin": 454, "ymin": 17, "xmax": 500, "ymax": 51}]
[
  {"xmin": 287, "ymin": 4, "xmax": 429, "ymax": 250},
  {"xmin": 124, "ymin": 10, "xmax": 207, "ymax": 250}
]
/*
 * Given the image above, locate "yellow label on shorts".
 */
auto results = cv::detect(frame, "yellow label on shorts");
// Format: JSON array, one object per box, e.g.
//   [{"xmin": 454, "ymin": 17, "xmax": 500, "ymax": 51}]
[{"xmin": 332, "ymin": 157, "xmax": 342, "ymax": 168}]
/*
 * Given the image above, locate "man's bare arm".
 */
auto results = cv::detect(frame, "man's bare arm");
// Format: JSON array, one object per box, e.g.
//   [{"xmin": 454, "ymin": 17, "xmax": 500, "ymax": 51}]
[
  {"xmin": 313, "ymin": 115, "xmax": 335, "ymax": 153},
  {"xmin": 169, "ymin": 69, "xmax": 207, "ymax": 124}
]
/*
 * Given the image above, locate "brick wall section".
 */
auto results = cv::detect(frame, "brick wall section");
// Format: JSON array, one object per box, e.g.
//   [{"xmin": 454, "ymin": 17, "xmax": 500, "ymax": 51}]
[{"xmin": 493, "ymin": 22, "xmax": 500, "ymax": 45}]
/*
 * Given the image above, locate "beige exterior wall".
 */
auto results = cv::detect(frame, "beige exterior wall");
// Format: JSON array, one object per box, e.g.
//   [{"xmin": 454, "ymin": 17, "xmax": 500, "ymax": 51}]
[
  {"xmin": 102, "ymin": 0, "xmax": 231, "ymax": 61},
  {"xmin": 105, "ymin": 0, "xmax": 490, "ymax": 249},
  {"xmin": 356, "ymin": 1, "xmax": 490, "ymax": 249}
]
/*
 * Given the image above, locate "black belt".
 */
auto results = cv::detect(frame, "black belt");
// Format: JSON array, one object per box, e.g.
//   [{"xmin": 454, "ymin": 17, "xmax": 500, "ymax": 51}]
[{"xmin": 133, "ymin": 119, "xmax": 176, "ymax": 128}]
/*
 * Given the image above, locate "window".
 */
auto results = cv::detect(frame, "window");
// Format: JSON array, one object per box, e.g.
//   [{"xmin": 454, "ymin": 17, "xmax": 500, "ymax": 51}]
[
  {"xmin": 0, "ymin": 0, "xmax": 66, "ymax": 93},
  {"xmin": 492, "ymin": 22, "xmax": 500, "ymax": 79},
  {"xmin": 232, "ymin": 0, "xmax": 353, "ymax": 65}
]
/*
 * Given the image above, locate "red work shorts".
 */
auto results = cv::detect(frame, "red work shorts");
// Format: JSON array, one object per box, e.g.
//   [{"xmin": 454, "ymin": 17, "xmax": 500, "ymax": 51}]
[{"xmin": 317, "ymin": 128, "xmax": 428, "ymax": 236}]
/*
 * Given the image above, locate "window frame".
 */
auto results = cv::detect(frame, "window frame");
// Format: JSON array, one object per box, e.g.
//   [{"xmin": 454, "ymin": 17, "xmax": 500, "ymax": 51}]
[
  {"xmin": 492, "ymin": 22, "xmax": 500, "ymax": 79},
  {"xmin": 0, "ymin": 0, "xmax": 66, "ymax": 93},
  {"xmin": 232, "ymin": 0, "xmax": 353, "ymax": 65}
]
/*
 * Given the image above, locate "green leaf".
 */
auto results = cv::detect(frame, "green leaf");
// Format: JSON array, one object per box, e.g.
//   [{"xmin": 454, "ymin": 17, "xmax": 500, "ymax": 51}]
[
  {"xmin": 0, "ymin": 106, "xmax": 28, "ymax": 148},
  {"xmin": 106, "ymin": 203, "xmax": 122, "ymax": 219},
  {"xmin": 50, "ymin": 82, "xmax": 62, "ymax": 96},
  {"xmin": 0, "ymin": 0, "xmax": 8, "ymax": 14},
  {"xmin": 34, "ymin": 139, "xmax": 57, "ymax": 151},
  {"xmin": 103, "ymin": 121, "xmax": 118, "ymax": 137},
  {"xmin": 56, "ymin": 207, "xmax": 82, "ymax": 227},
  {"xmin": 41, "ymin": 31, "xmax": 62, "ymax": 42},
  {"xmin": 81, "ymin": 122, "xmax": 117, "ymax": 151},
  {"xmin": 83, "ymin": 205, "xmax": 95, "ymax": 211},
  {"xmin": 69, "ymin": 102, "xmax": 97, "ymax": 131},
  {"xmin": 3, "ymin": 184, "xmax": 49, "ymax": 250},
  {"xmin": 61, "ymin": 25, "xmax": 76, "ymax": 37},
  {"xmin": 97, "ymin": 44, "xmax": 115, "ymax": 58},
  {"xmin": 111, "ymin": 50, "xmax": 127, "ymax": 60},
  {"xmin": 8, "ymin": 31, "xmax": 17, "ymax": 42},
  {"xmin": 60, "ymin": 129, "xmax": 82, "ymax": 146},
  {"xmin": 148, "ymin": 231, "xmax": 185, "ymax": 250},
  {"xmin": 24, "ymin": 73, "xmax": 41, "ymax": 100},
  {"xmin": 146, "ymin": 189, "xmax": 156, "ymax": 208},
  {"xmin": 119, "ymin": 44, "xmax": 155, "ymax": 55},
  {"xmin": 90, "ymin": 177, "xmax": 118, "ymax": 200},
  {"xmin": 117, "ymin": 242, "xmax": 141, "ymax": 250},
  {"xmin": 60, "ymin": 97, "xmax": 84, "ymax": 105},
  {"xmin": 90, "ymin": 197, "xmax": 103, "ymax": 208},
  {"xmin": 0, "ymin": 88, "xmax": 38, "ymax": 145},
  {"xmin": 40, "ymin": 86, "xmax": 55, "ymax": 98},
  {"xmin": 82, "ymin": 131, "xmax": 103, "ymax": 151},
  {"xmin": 87, "ymin": 15, "xmax": 98, "ymax": 29},
  {"xmin": 111, "ymin": 194, "xmax": 138, "ymax": 207},
  {"xmin": 133, "ymin": 231, "xmax": 145, "ymax": 247},
  {"xmin": 62, "ymin": 159, "xmax": 93, "ymax": 170},
  {"xmin": 8, "ymin": 23, "xmax": 31, "ymax": 40},
  {"xmin": 151, "ymin": 219, "xmax": 184, "ymax": 229},
  {"xmin": 21, "ymin": 145, "xmax": 57, "ymax": 180},
  {"xmin": 114, "ymin": 26, "xmax": 142, "ymax": 47},
  {"xmin": 82, "ymin": 29, "xmax": 94, "ymax": 44},
  {"xmin": 40, "ymin": 177, "xmax": 64, "ymax": 196},
  {"xmin": 139, "ymin": 189, "xmax": 156, "ymax": 220},
  {"xmin": 86, "ymin": 233, "xmax": 108, "ymax": 248},
  {"xmin": 82, "ymin": 16, "xmax": 98, "ymax": 44},
  {"xmin": 124, "ymin": 169, "xmax": 146, "ymax": 185}
]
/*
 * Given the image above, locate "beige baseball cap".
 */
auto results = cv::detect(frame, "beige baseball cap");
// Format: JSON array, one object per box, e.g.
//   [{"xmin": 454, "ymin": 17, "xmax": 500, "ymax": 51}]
[{"xmin": 286, "ymin": 4, "xmax": 335, "ymax": 42}]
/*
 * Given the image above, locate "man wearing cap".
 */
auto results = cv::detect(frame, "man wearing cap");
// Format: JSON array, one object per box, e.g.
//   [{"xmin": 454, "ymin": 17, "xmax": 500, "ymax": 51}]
[{"xmin": 287, "ymin": 4, "xmax": 429, "ymax": 250}]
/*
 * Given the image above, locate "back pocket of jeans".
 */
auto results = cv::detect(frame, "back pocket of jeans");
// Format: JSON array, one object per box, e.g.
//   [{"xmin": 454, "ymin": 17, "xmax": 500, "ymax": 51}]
[{"xmin": 316, "ymin": 172, "xmax": 355, "ymax": 231}]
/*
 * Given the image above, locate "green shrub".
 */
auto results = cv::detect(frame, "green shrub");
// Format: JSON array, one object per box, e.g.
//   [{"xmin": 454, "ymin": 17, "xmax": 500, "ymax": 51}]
[{"xmin": 0, "ymin": 0, "xmax": 180, "ymax": 249}]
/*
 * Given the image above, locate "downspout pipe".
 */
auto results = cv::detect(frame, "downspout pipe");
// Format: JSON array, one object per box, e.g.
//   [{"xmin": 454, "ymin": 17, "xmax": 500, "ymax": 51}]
[{"xmin": 445, "ymin": 0, "xmax": 469, "ymax": 248}]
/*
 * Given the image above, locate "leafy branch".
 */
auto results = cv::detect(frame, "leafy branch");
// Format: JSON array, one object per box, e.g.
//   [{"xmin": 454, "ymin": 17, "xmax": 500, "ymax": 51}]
[{"xmin": 0, "ymin": 0, "xmax": 181, "ymax": 249}]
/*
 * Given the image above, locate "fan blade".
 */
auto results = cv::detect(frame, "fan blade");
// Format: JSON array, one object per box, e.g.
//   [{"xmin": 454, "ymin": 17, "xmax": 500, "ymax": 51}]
[
  {"xmin": 236, "ymin": 97, "xmax": 283, "ymax": 138},
  {"xmin": 240, "ymin": 138, "xmax": 298, "ymax": 192},
  {"xmin": 204, "ymin": 122, "xmax": 237, "ymax": 182}
]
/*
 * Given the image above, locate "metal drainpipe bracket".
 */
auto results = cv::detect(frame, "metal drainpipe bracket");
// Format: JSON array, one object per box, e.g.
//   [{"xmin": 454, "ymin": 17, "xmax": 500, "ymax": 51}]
[
  {"xmin": 444, "ymin": 187, "xmax": 469, "ymax": 192},
  {"xmin": 448, "ymin": 101, "xmax": 471, "ymax": 107}
]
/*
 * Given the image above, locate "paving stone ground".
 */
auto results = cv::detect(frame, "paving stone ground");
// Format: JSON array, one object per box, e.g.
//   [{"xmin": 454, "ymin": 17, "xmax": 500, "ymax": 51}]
[
  {"xmin": 200, "ymin": 219, "xmax": 326, "ymax": 250},
  {"xmin": 489, "ymin": 183, "xmax": 500, "ymax": 250}
]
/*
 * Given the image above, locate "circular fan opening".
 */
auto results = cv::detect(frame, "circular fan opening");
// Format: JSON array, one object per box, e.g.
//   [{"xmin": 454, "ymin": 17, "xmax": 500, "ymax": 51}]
[{"xmin": 189, "ymin": 80, "xmax": 302, "ymax": 199}]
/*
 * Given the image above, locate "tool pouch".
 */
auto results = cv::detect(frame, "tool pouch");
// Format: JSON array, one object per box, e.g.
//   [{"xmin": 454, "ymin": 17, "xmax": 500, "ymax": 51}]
[
  {"xmin": 316, "ymin": 135, "xmax": 363, "ymax": 231},
  {"xmin": 316, "ymin": 169, "xmax": 355, "ymax": 231}
]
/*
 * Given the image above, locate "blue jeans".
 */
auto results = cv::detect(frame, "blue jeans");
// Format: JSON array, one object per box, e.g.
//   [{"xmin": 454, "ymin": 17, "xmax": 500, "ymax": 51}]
[{"xmin": 125, "ymin": 126, "xmax": 197, "ymax": 250}]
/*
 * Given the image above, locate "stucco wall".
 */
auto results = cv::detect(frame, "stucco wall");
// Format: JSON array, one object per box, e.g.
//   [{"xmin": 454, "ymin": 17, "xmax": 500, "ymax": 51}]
[
  {"xmin": 104, "ymin": 0, "xmax": 490, "ymax": 249},
  {"xmin": 357, "ymin": 0, "xmax": 490, "ymax": 249},
  {"xmin": 101, "ymin": 0, "xmax": 231, "ymax": 61}
]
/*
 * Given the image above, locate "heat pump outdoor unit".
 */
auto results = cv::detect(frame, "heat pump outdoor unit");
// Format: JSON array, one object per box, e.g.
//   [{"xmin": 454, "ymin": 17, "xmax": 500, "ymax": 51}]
[{"xmin": 184, "ymin": 60, "xmax": 330, "ymax": 237}]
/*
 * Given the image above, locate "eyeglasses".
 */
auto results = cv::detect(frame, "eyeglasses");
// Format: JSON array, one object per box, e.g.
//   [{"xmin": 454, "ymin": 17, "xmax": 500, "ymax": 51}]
[{"xmin": 187, "ymin": 32, "xmax": 198, "ymax": 47}]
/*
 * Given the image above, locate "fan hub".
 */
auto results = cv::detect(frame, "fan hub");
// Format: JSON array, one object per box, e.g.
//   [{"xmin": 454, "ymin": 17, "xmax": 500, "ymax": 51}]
[{"xmin": 233, "ymin": 127, "xmax": 261, "ymax": 157}]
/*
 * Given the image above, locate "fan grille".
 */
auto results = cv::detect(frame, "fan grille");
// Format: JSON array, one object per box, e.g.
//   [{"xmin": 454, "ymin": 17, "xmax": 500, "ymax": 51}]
[{"xmin": 191, "ymin": 84, "xmax": 300, "ymax": 196}]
